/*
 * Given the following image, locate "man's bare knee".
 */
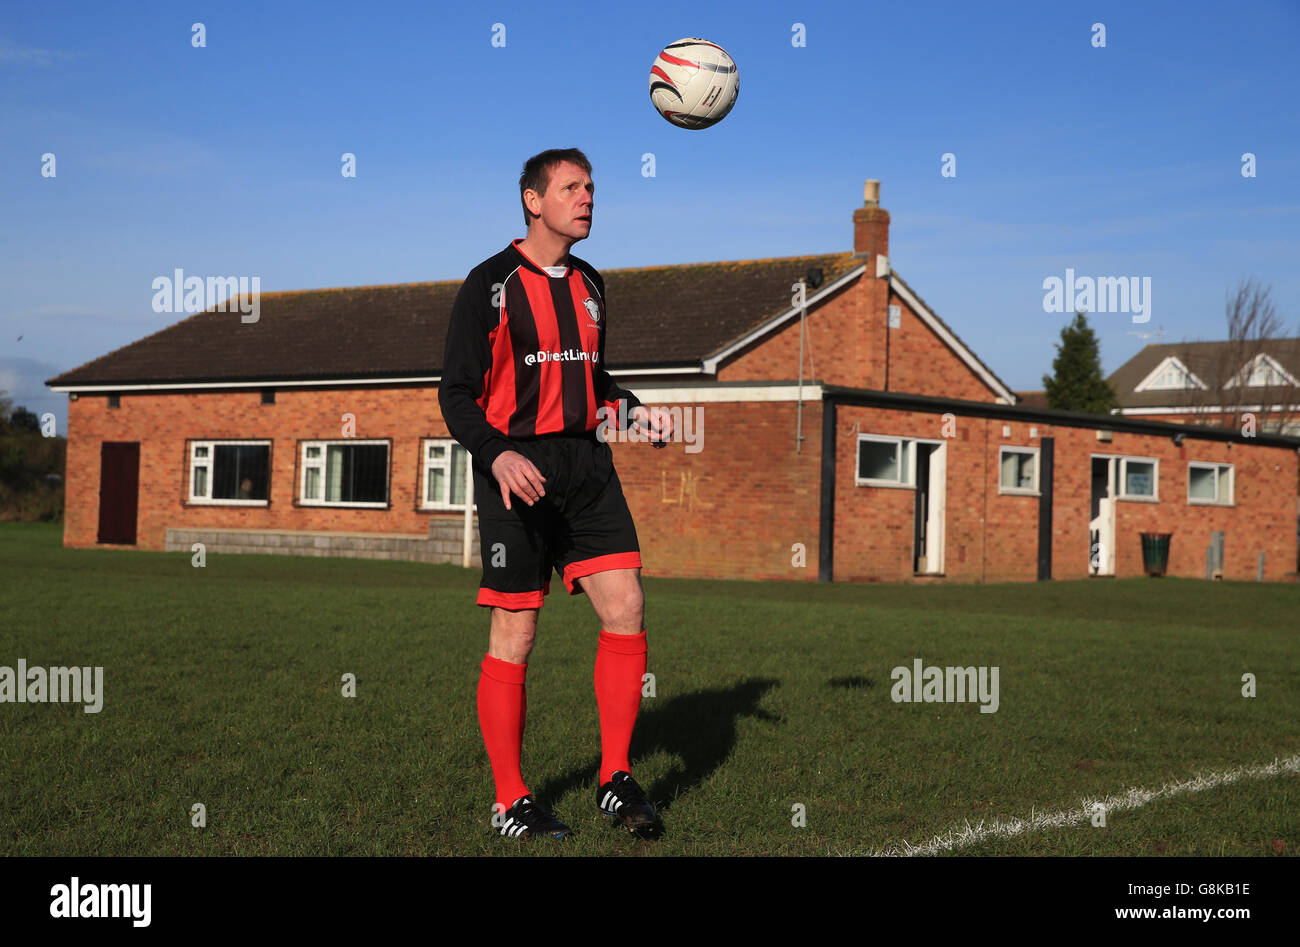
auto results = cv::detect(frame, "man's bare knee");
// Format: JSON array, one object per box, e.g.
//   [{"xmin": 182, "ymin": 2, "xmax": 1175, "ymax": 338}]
[
  {"xmin": 603, "ymin": 588, "xmax": 644, "ymax": 635},
  {"xmin": 488, "ymin": 607, "xmax": 538, "ymax": 663}
]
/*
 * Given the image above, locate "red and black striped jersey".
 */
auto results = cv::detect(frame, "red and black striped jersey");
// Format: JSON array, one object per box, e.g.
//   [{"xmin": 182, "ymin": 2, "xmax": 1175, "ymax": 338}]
[{"xmin": 439, "ymin": 239, "xmax": 643, "ymax": 470}]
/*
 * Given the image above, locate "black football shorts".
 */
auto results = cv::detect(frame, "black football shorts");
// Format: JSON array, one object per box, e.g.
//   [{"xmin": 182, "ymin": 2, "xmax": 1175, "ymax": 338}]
[{"xmin": 472, "ymin": 433, "xmax": 641, "ymax": 609}]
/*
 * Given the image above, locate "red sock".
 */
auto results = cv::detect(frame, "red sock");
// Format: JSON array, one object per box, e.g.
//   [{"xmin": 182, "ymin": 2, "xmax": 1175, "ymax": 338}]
[
  {"xmin": 477, "ymin": 654, "xmax": 530, "ymax": 810},
  {"xmin": 594, "ymin": 628, "xmax": 647, "ymax": 785}
]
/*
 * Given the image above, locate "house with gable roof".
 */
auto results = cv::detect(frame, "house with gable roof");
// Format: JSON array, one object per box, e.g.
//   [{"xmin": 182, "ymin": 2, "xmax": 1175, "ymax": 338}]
[
  {"xmin": 1108, "ymin": 339, "xmax": 1300, "ymax": 436},
  {"xmin": 47, "ymin": 181, "xmax": 1300, "ymax": 584}
]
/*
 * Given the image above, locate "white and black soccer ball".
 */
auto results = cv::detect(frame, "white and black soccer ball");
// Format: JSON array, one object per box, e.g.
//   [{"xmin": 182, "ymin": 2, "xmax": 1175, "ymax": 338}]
[{"xmin": 648, "ymin": 37, "xmax": 739, "ymax": 130}]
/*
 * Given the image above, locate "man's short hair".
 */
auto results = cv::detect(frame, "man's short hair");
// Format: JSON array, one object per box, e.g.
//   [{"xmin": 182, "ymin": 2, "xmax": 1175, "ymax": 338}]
[{"xmin": 519, "ymin": 148, "xmax": 592, "ymax": 228}]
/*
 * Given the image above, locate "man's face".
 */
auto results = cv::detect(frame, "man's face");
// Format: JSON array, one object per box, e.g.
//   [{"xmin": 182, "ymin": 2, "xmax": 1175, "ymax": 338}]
[{"xmin": 526, "ymin": 161, "xmax": 593, "ymax": 242}]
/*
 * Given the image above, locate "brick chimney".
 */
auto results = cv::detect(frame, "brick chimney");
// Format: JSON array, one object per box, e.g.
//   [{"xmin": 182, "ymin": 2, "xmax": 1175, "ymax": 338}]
[
  {"xmin": 853, "ymin": 179, "xmax": 890, "ymax": 260},
  {"xmin": 849, "ymin": 179, "xmax": 892, "ymax": 391}
]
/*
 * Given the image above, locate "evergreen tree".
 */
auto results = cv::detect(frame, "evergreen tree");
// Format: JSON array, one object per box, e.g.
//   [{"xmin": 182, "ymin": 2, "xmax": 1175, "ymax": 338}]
[
  {"xmin": 9, "ymin": 406, "xmax": 40, "ymax": 431},
  {"xmin": 1042, "ymin": 311, "xmax": 1119, "ymax": 413}
]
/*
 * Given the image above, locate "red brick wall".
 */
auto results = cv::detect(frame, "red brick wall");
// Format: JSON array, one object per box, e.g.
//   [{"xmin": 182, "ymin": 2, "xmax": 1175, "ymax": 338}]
[
  {"xmin": 717, "ymin": 276, "xmax": 1001, "ymax": 403},
  {"xmin": 64, "ymin": 385, "xmax": 456, "ymax": 550},
  {"xmin": 882, "ymin": 289, "xmax": 1000, "ymax": 402},
  {"xmin": 1080, "ymin": 429, "xmax": 1297, "ymax": 581},
  {"xmin": 64, "ymin": 387, "xmax": 1296, "ymax": 585},
  {"xmin": 714, "ymin": 272, "xmax": 876, "ymax": 388},
  {"xmin": 609, "ymin": 401, "xmax": 823, "ymax": 582},
  {"xmin": 834, "ymin": 405, "xmax": 989, "ymax": 583},
  {"xmin": 832, "ymin": 406, "xmax": 1298, "ymax": 583},
  {"xmin": 63, "ymin": 390, "xmax": 826, "ymax": 585}
]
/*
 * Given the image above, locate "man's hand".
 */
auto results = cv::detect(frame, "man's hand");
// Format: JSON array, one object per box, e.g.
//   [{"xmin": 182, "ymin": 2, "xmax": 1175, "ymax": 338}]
[
  {"xmin": 490, "ymin": 450, "xmax": 547, "ymax": 510},
  {"xmin": 631, "ymin": 405, "xmax": 674, "ymax": 447}
]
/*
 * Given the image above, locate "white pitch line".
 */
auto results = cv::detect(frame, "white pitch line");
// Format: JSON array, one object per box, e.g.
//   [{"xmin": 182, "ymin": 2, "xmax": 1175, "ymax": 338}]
[{"xmin": 865, "ymin": 753, "xmax": 1300, "ymax": 857}]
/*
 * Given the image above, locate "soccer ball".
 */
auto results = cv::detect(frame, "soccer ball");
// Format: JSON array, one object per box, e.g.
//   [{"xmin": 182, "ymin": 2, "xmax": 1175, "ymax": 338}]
[{"xmin": 648, "ymin": 37, "xmax": 739, "ymax": 129}]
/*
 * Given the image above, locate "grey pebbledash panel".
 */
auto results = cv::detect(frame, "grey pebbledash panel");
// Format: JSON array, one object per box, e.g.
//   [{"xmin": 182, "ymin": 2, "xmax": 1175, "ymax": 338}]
[{"xmin": 165, "ymin": 523, "xmax": 482, "ymax": 567}]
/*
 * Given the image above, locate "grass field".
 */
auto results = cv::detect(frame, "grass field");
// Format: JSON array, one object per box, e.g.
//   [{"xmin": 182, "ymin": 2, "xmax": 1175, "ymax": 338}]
[{"xmin": 1, "ymin": 522, "xmax": 1296, "ymax": 857}]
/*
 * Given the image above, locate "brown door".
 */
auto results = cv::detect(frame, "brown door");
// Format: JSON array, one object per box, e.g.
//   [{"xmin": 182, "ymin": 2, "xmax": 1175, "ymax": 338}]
[{"xmin": 97, "ymin": 442, "xmax": 140, "ymax": 544}]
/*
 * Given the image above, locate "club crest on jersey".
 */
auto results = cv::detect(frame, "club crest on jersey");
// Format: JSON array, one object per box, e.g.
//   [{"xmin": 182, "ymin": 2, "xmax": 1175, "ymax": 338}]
[{"xmin": 582, "ymin": 297, "xmax": 600, "ymax": 325}]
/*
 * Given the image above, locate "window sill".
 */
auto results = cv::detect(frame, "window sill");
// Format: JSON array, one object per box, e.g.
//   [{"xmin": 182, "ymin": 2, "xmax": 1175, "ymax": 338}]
[
  {"xmin": 296, "ymin": 501, "xmax": 390, "ymax": 510},
  {"xmin": 186, "ymin": 499, "xmax": 270, "ymax": 507}
]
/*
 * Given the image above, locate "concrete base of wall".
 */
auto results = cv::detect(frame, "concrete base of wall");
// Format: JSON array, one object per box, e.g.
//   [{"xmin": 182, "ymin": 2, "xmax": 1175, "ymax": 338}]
[{"xmin": 165, "ymin": 518, "xmax": 482, "ymax": 566}]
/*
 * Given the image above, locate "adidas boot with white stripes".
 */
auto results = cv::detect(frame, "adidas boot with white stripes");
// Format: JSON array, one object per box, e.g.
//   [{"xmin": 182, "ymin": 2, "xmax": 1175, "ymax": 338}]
[
  {"xmin": 496, "ymin": 795, "xmax": 574, "ymax": 840},
  {"xmin": 596, "ymin": 771, "xmax": 662, "ymax": 839}
]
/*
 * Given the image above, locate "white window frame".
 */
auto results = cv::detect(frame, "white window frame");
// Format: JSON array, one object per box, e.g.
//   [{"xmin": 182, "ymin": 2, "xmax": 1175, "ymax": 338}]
[
  {"xmin": 1118, "ymin": 455, "xmax": 1159, "ymax": 502},
  {"xmin": 997, "ymin": 446, "xmax": 1040, "ymax": 495},
  {"xmin": 1223, "ymin": 353, "xmax": 1298, "ymax": 389},
  {"xmin": 855, "ymin": 434, "xmax": 918, "ymax": 488},
  {"xmin": 188, "ymin": 440, "xmax": 271, "ymax": 506},
  {"xmin": 1187, "ymin": 462, "xmax": 1234, "ymax": 506},
  {"xmin": 299, "ymin": 439, "xmax": 390, "ymax": 508},
  {"xmin": 421, "ymin": 438, "xmax": 476, "ymax": 511},
  {"xmin": 1133, "ymin": 355, "xmax": 1207, "ymax": 392}
]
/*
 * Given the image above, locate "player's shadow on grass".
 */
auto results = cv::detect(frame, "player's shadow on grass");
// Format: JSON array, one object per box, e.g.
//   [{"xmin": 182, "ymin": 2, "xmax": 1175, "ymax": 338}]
[{"xmin": 535, "ymin": 678, "xmax": 782, "ymax": 815}]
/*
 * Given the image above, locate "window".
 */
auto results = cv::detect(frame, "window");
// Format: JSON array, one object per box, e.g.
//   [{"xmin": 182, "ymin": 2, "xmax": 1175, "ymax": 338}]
[
  {"xmin": 998, "ymin": 447, "xmax": 1039, "ymax": 494},
  {"xmin": 1152, "ymin": 365, "xmax": 1187, "ymax": 389},
  {"xmin": 1225, "ymin": 353, "xmax": 1294, "ymax": 389},
  {"xmin": 1246, "ymin": 362, "xmax": 1281, "ymax": 386},
  {"xmin": 1134, "ymin": 356, "xmax": 1205, "ymax": 392},
  {"xmin": 189, "ymin": 441, "xmax": 271, "ymax": 504},
  {"xmin": 108, "ymin": 394, "xmax": 120, "ymax": 409},
  {"xmin": 1188, "ymin": 462, "xmax": 1232, "ymax": 505},
  {"xmin": 422, "ymin": 439, "xmax": 473, "ymax": 509},
  {"xmin": 261, "ymin": 389, "xmax": 275, "ymax": 405},
  {"xmin": 300, "ymin": 440, "xmax": 389, "ymax": 507},
  {"xmin": 1118, "ymin": 457, "xmax": 1158, "ymax": 500},
  {"xmin": 855, "ymin": 435, "xmax": 915, "ymax": 487}
]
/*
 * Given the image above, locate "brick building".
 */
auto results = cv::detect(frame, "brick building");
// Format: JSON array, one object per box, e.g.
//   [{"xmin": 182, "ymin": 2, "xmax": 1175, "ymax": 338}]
[{"xmin": 47, "ymin": 182, "xmax": 1300, "ymax": 584}]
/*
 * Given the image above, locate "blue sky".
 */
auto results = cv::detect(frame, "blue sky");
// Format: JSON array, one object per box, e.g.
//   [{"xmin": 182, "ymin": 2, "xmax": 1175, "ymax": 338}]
[{"xmin": 3, "ymin": 0, "xmax": 1298, "ymax": 430}]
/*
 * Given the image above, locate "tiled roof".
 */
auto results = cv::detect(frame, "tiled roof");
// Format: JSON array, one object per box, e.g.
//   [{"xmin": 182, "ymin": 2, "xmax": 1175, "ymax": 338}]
[
  {"xmin": 1109, "ymin": 339, "xmax": 1300, "ymax": 408},
  {"xmin": 48, "ymin": 251, "xmax": 862, "ymax": 387}
]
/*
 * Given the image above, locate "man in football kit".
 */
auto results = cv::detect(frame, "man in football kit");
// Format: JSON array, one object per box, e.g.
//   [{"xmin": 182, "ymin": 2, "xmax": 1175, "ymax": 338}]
[{"xmin": 438, "ymin": 148, "xmax": 675, "ymax": 841}]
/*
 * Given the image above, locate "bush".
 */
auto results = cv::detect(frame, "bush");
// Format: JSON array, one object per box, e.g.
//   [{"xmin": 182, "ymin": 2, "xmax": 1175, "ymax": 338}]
[{"xmin": 0, "ymin": 416, "xmax": 66, "ymax": 523}]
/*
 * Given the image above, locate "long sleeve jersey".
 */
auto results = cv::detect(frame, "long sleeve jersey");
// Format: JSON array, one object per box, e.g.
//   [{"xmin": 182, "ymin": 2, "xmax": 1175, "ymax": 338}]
[{"xmin": 438, "ymin": 238, "xmax": 643, "ymax": 471}]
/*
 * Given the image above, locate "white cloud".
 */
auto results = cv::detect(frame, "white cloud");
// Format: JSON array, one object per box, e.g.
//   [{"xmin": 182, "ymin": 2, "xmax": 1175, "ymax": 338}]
[{"xmin": 0, "ymin": 37, "xmax": 78, "ymax": 67}]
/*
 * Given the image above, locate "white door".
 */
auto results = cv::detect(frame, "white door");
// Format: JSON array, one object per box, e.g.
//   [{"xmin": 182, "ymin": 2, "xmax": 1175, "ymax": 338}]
[
  {"xmin": 1089, "ymin": 458, "xmax": 1116, "ymax": 576},
  {"xmin": 925, "ymin": 442, "xmax": 946, "ymax": 574}
]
